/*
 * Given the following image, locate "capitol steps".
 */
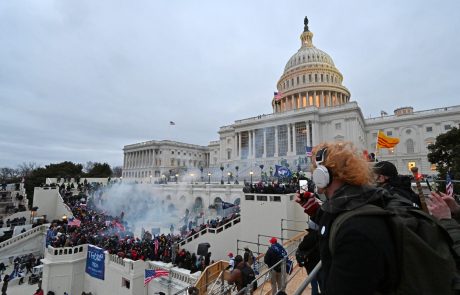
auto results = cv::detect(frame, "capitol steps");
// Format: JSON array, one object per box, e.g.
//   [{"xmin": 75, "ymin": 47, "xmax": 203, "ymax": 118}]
[{"xmin": 0, "ymin": 224, "xmax": 48, "ymax": 259}]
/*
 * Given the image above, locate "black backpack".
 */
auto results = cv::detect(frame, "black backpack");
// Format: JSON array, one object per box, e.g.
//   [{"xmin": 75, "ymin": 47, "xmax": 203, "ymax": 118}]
[
  {"xmin": 329, "ymin": 204, "xmax": 460, "ymax": 295},
  {"xmin": 239, "ymin": 263, "xmax": 256, "ymax": 291}
]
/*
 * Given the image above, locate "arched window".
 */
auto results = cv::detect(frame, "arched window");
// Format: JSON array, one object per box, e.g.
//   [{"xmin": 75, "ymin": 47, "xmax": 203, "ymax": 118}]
[{"xmin": 406, "ymin": 139, "xmax": 415, "ymax": 154}]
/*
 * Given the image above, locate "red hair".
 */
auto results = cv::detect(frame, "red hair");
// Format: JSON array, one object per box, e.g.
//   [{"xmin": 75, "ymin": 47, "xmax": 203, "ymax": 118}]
[{"xmin": 312, "ymin": 142, "xmax": 373, "ymax": 186}]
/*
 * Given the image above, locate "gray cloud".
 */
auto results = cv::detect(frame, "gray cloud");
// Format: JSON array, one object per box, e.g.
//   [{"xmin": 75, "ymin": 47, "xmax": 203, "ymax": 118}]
[{"xmin": 1, "ymin": 0, "xmax": 459, "ymax": 168}]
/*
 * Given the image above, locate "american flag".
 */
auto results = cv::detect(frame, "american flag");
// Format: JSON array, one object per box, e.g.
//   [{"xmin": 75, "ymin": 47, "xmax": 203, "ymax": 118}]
[
  {"xmin": 274, "ymin": 92, "xmax": 283, "ymax": 101},
  {"xmin": 68, "ymin": 218, "xmax": 81, "ymax": 227},
  {"xmin": 144, "ymin": 269, "xmax": 169, "ymax": 285},
  {"xmin": 305, "ymin": 146, "xmax": 313, "ymax": 157},
  {"xmin": 446, "ymin": 173, "xmax": 454, "ymax": 198}
]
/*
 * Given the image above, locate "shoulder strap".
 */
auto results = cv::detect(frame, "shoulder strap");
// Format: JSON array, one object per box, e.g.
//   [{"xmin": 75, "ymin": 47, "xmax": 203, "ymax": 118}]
[{"xmin": 329, "ymin": 204, "xmax": 389, "ymax": 256}]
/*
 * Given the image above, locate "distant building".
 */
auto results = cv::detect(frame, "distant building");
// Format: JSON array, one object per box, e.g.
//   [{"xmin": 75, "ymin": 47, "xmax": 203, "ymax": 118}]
[{"xmin": 123, "ymin": 19, "xmax": 460, "ymax": 180}]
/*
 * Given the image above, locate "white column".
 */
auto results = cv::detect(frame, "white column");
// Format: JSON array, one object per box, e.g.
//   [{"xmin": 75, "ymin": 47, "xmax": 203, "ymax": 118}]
[
  {"xmin": 287, "ymin": 124, "xmax": 292, "ymax": 155},
  {"xmin": 252, "ymin": 130, "xmax": 256, "ymax": 158},
  {"xmin": 306, "ymin": 122, "xmax": 311, "ymax": 148},
  {"xmin": 312, "ymin": 121, "xmax": 318, "ymax": 146},
  {"xmin": 238, "ymin": 132, "xmax": 242, "ymax": 159},
  {"xmin": 263, "ymin": 129, "xmax": 267, "ymax": 158},
  {"xmin": 292, "ymin": 124, "xmax": 297, "ymax": 155},
  {"xmin": 248, "ymin": 130, "xmax": 252, "ymax": 159},
  {"xmin": 314, "ymin": 91, "xmax": 317, "ymax": 107},
  {"xmin": 274, "ymin": 126, "xmax": 279, "ymax": 157}
]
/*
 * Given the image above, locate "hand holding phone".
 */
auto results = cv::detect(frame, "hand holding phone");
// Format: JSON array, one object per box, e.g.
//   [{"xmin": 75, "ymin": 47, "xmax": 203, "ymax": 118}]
[{"xmin": 299, "ymin": 180, "xmax": 309, "ymax": 194}]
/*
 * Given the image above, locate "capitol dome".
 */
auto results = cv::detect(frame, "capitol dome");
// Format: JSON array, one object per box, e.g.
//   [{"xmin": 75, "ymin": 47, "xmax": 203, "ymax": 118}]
[
  {"xmin": 284, "ymin": 45, "xmax": 335, "ymax": 73},
  {"xmin": 273, "ymin": 17, "xmax": 351, "ymax": 113}
]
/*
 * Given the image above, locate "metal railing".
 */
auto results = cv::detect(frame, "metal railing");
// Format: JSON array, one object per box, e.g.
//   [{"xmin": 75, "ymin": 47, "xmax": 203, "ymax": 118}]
[
  {"xmin": 0, "ymin": 224, "xmax": 48, "ymax": 250},
  {"xmin": 177, "ymin": 216, "xmax": 241, "ymax": 247},
  {"xmin": 293, "ymin": 261, "xmax": 322, "ymax": 295}
]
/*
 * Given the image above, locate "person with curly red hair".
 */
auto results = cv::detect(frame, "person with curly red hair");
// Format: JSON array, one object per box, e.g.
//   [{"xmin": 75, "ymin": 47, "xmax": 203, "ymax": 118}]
[{"xmin": 296, "ymin": 142, "xmax": 398, "ymax": 295}]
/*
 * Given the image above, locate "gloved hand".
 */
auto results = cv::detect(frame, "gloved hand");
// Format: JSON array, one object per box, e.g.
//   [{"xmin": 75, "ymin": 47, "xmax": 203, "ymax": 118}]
[
  {"xmin": 302, "ymin": 197, "xmax": 322, "ymax": 216},
  {"xmin": 295, "ymin": 191, "xmax": 322, "ymax": 216}
]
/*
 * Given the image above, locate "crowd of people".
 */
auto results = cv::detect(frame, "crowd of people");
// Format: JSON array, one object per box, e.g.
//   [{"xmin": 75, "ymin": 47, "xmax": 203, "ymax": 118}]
[
  {"xmin": 0, "ymin": 216, "xmax": 27, "ymax": 228},
  {"xmin": 46, "ymin": 187, "xmax": 242, "ymax": 274},
  {"xmin": 243, "ymin": 181, "xmax": 298, "ymax": 194}
]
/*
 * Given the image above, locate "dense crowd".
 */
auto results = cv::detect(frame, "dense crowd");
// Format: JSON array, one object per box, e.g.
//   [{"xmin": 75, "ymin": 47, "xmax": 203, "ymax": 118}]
[
  {"xmin": 47, "ymin": 189, "xmax": 239, "ymax": 273},
  {"xmin": 243, "ymin": 181, "xmax": 298, "ymax": 194}
]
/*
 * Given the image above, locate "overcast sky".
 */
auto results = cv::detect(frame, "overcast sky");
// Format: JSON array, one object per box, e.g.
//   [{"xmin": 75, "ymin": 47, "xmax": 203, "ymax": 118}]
[{"xmin": 1, "ymin": 0, "xmax": 459, "ymax": 168}]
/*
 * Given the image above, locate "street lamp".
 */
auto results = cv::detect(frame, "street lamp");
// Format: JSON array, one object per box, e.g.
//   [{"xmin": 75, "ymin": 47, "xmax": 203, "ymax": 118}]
[
  {"xmin": 190, "ymin": 173, "xmax": 194, "ymax": 184},
  {"xmin": 175, "ymin": 174, "xmax": 179, "ymax": 184},
  {"xmin": 249, "ymin": 171, "xmax": 254, "ymax": 184},
  {"xmin": 208, "ymin": 172, "xmax": 211, "ymax": 184},
  {"xmin": 227, "ymin": 172, "xmax": 231, "ymax": 184},
  {"xmin": 149, "ymin": 175, "xmax": 152, "ymax": 183},
  {"xmin": 220, "ymin": 166, "xmax": 224, "ymax": 184},
  {"xmin": 161, "ymin": 174, "xmax": 166, "ymax": 184}
]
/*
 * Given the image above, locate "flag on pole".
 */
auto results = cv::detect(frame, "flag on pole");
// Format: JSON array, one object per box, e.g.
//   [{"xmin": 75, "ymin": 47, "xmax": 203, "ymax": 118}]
[
  {"xmin": 274, "ymin": 92, "xmax": 283, "ymax": 101},
  {"xmin": 446, "ymin": 172, "xmax": 454, "ymax": 198},
  {"xmin": 144, "ymin": 269, "xmax": 169, "ymax": 285},
  {"xmin": 169, "ymin": 121, "xmax": 176, "ymax": 125},
  {"xmin": 274, "ymin": 165, "xmax": 292, "ymax": 178},
  {"xmin": 305, "ymin": 146, "xmax": 313, "ymax": 157},
  {"xmin": 68, "ymin": 218, "xmax": 81, "ymax": 227},
  {"xmin": 377, "ymin": 130, "xmax": 400, "ymax": 149}
]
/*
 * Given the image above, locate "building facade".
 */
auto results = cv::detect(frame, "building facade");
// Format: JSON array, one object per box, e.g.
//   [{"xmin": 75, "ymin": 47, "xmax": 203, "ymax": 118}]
[{"xmin": 123, "ymin": 19, "xmax": 460, "ymax": 179}]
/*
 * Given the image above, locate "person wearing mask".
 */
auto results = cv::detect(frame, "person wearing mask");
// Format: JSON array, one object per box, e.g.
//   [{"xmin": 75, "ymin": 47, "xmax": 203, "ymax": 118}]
[{"xmin": 296, "ymin": 142, "xmax": 398, "ymax": 295}]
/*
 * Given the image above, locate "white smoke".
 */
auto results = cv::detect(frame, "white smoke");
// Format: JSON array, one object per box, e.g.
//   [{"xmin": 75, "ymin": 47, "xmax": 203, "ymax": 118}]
[{"xmin": 91, "ymin": 182, "xmax": 212, "ymax": 237}]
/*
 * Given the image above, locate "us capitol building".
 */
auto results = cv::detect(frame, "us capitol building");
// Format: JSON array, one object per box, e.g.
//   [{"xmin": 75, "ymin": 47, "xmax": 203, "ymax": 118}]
[{"xmin": 122, "ymin": 18, "xmax": 460, "ymax": 180}]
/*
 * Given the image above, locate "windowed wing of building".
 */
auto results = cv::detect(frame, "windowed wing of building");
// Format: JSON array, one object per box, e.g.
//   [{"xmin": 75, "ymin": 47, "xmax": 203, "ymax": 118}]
[
  {"xmin": 241, "ymin": 131, "xmax": 249, "ymax": 159},
  {"xmin": 278, "ymin": 125, "xmax": 288, "ymax": 157},
  {"xmin": 295, "ymin": 122, "xmax": 307, "ymax": 155},
  {"xmin": 266, "ymin": 127, "xmax": 275, "ymax": 157},
  {"xmin": 255, "ymin": 129, "xmax": 264, "ymax": 158}
]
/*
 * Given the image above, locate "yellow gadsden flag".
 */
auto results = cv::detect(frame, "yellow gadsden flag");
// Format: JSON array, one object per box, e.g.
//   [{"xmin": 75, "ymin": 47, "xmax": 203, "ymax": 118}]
[{"xmin": 377, "ymin": 130, "xmax": 400, "ymax": 149}]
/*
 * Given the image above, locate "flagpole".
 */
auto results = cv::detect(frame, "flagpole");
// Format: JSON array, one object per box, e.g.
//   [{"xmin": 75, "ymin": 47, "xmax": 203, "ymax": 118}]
[
  {"xmin": 167, "ymin": 269, "xmax": 172, "ymax": 295},
  {"xmin": 375, "ymin": 130, "xmax": 380, "ymax": 159}
]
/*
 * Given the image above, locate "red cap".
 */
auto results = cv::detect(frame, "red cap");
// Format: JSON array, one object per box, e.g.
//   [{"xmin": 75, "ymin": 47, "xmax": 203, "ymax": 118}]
[
  {"xmin": 269, "ymin": 237, "xmax": 277, "ymax": 244},
  {"xmin": 228, "ymin": 252, "xmax": 233, "ymax": 257}
]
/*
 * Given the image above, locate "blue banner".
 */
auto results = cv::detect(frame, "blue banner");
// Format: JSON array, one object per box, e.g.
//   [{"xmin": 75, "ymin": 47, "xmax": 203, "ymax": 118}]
[
  {"xmin": 274, "ymin": 165, "xmax": 292, "ymax": 178},
  {"xmin": 86, "ymin": 245, "xmax": 105, "ymax": 280}
]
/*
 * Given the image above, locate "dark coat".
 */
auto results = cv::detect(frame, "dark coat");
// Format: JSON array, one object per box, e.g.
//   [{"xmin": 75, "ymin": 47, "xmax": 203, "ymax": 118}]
[
  {"xmin": 297, "ymin": 230, "xmax": 320, "ymax": 273},
  {"xmin": 315, "ymin": 184, "xmax": 398, "ymax": 295},
  {"xmin": 264, "ymin": 243, "xmax": 285, "ymax": 272}
]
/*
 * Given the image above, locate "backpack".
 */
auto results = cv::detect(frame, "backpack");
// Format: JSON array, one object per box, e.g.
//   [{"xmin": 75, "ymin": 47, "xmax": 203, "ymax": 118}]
[
  {"xmin": 239, "ymin": 263, "xmax": 257, "ymax": 291},
  {"xmin": 329, "ymin": 204, "xmax": 460, "ymax": 295}
]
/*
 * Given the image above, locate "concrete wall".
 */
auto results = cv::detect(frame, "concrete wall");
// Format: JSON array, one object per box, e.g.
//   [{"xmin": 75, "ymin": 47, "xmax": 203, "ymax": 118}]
[
  {"xmin": 32, "ymin": 187, "xmax": 73, "ymax": 221},
  {"xmin": 0, "ymin": 224, "xmax": 47, "ymax": 264},
  {"xmin": 180, "ymin": 220, "xmax": 242, "ymax": 262},
  {"xmin": 42, "ymin": 244, "xmax": 199, "ymax": 295}
]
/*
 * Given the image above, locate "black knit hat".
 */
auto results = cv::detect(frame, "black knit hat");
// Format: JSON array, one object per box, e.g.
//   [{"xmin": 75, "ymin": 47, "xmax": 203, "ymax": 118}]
[{"xmin": 373, "ymin": 161, "xmax": 398, "ymax": 177}]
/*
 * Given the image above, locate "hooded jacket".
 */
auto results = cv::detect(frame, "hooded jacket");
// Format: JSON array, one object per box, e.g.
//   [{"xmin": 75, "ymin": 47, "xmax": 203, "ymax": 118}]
[{"xmin": 314, "ymin": 184, "xmax": 398, "ymax": 295}]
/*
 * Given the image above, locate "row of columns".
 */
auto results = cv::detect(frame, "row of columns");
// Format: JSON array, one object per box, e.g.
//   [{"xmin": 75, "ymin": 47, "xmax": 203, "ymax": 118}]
[
  {"xmin": 124, "ymin": 149, "xmax": 156, "ymax": 169},
  {"xmin": 235, "ymin": 121, "xmax": 317, "ymax": 159},
  {"xmin": 274, "ymin": 90, "xmax": 348, "ymax": 113}
]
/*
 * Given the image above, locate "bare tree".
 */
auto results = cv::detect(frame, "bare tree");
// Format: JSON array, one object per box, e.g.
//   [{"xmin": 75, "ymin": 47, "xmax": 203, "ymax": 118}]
[
  {"xmin": 0, "ymin": 167, "xmax": 20, "ymax": 181},
  {"xmin": 17, "ymin": 162, "xmax": 38, "ymax": 177},
  {"xmin": 84, "ymin": 161, "xmax": 95, "ymax": 173},
  {"xmin": 112, "ymin": 166, "xmax": 123, "ymax": 178}
]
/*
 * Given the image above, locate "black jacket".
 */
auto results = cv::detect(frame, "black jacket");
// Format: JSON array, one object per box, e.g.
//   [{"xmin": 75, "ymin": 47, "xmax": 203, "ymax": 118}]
[
  {"xmin": 264, "ymin": 243, "xmax": 285, "ymax": 272},
  {"xmin": 315, "ymin": 184, "xmax": 398, "ymax": 295},
  {"xmin": 297, "ymin": 230, "xmax": 320, "ymax": 273}
]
